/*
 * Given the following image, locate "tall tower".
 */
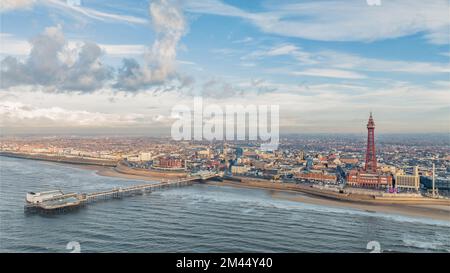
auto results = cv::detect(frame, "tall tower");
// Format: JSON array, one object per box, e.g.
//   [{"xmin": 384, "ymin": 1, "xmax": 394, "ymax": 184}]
[{"xmin": 364, "ymin": 112, "xmax": 377, "ymax": 173}]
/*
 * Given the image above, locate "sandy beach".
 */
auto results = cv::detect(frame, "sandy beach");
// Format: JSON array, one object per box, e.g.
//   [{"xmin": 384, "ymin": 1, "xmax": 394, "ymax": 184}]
[
  {"xmin": 66, "ymin": 164, "xmax": 169, "ymax": 182},
  {"xmin": 209, "ymin": 180, "xmax": 450, "ymax": 222},
  {"xmin": 43, "ymin": 161, "xmax": 450, "ymax": 222}
]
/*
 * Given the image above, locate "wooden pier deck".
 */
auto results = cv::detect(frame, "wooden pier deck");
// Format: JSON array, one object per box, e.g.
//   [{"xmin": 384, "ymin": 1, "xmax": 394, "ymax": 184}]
[
  {"xmin": 85, "ymin": 179, "xmax": 195, "ymax": 202},
  {"xmin": 25, "ymin": 173, "xmax": 219, "ymax": 214}
]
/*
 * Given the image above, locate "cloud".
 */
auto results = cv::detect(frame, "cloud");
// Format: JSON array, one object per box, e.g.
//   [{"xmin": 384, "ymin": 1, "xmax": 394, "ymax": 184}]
[
  {"xmin": 0, "ymin": 25, "xmax": 112, "ymax": 91},
  {"xmin": 321, "ymin": 50, "xmax": 450, "ymax": 74},
  {"xmin": 60, "ymin": 42, "xmax": 113, "ymax": 91},
  {"xmin": 114, "ymin": 0, "xmax": 186, "ymax": 91},
  {"xmin": 242, "ymin": 43, "xmax": 318, "ymax": 65},
  {"xmin": 1, "ymin": 0, "xmax": 148, "ymax": 24},
  {"xmin": 185, "ymin": 0, "xmax": 450, "ymax": 44},
  {"xmin": 211, "ymin": 48, "xmax": 241, "ymax": 56},
  {"xmin": 1, "ymin": 78, "xmax": 448, "ymax": 133},
  {"xmin": 100, "ymin": 44, "xmax": 146, "ymax": 56},
  {"xmin": 0, "ymin": 101, "xmax": 144, "ymax": 127},
  {"xmin": 42, "ymin": 0, "xmax": 148, "ymax": 25},
  {"xmin": 0, "ymin": 33, "xmax": 31, "ymax": 55},
  {"xmin": 232, "ymin": 37, "xmax": 253, "ymax": 44},
  {"xmin": 252, "ymin": 46, "xmax": 450, "ymax": 77},
  {"xmin": 1, "ymin": 0, "xmax": 187, "ymax": 93},
  {"xmin": 200, "ymin": 79, "xmax": 243, "ymax": 98},
  {"xmin": 0, "ymin": 0, "xmax": 34, "ymax": 12},
  {"xmin": 0, "ymin": 33, "xmax": 146, "ymax": 57},
  {"xmin": 292, "ymin": 68, "xmax": 367, "ymax": 79}
]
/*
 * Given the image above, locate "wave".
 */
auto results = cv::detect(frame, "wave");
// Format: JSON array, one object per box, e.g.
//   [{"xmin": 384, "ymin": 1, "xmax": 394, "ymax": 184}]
[
  {"xmin": 159, "ymin": 185, "xmax": 450, "ymax": 227},
  {"xmin": 402, "ymin": 234, "xmax": 450, "ymax": 252}
]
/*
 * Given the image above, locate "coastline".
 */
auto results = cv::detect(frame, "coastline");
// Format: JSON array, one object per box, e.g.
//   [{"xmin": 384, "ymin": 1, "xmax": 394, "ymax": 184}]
[
  {"xmin": 4, "ymin": 155, "xmax": 450, "ymax": 222},
  {"xmin": 74, "ymin": 162, "xmax": 450, "ymax": 222},
  {"xmin": 207, "ymin": 180, "xmax": 450, "ymax": 222},
  {"xmin": 59, "ymin": 163, "xmax": 171, "ymax": 182},
  {"xmin": 0, "ymin": 152, "xmax": 116, "ymax": 167}
]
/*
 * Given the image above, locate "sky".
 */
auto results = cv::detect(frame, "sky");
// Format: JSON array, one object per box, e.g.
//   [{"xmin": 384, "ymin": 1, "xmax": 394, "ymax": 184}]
[{"xmin": 0, "ymin": 0, "xmax": 449, "ymax": 135}]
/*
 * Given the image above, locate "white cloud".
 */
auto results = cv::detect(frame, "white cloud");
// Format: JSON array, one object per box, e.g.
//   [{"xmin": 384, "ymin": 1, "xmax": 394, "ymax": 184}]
[
  {"xmin": 115, "ymin": 0, "xmax": 187, "ymax": 90},
  {"xmin": 0, "ymin": 33, "xmax": 147, "ymax": 57},
  {"xmin": 432, "ymin": 80, "xmax": 450, "ymax": 89},
  {"xmin": 185, "ymin": 0, "xmax": 450, "ymax": 44},
  {"xmin": 1, "ymin": 78, "xmax": 448, "ymax": 133},
  {"xmin": 0, "ymin": 33, "xmax": 30, "ymax": 56},
  {"xmin": 43, "ymin": 0, "xmax": 148, "ymax": 25},
  {"xmin": 424, "ymin": 25, "xmax": 450, "ymax": 45},
  {"xmin": 98, "ymin": 44, "xmax": 146, "ymax": 56},
  {"xmin": 0, "ymin": 0, "xmax": 34, "ymax": 12},
  {"xmin": 251, "ymin": 46, "xmax": 450, "ymax": 76},
  {"xmin": 1, "ymin": 26, "xmax": 112, "ymax": 91},
  {"xmin": 1, "ymin": 1, "xmax": 148, "ymax": 24},
  {"xmin": 176, "ymin": 60, "xmax": 196, "ymax": 65},
  {"xmin": 321, "ymin": 50, "xmax": 450, "ymax": 74},
  {"xmin": 292, "ymin": 69, "xmax": 367, "ymax": 79},
  {"xmin": 265, "ymin": 44, "xmax": 299, "ymax": 56},
  {"xmin": 211, "ymin": 48, "xmax": 240, "ymax": 56},
  {"xmin": 232, "ymin": 37, "xmax": 253, "ymax": 44},
  {"xmin": 242, "ymin": 43, "xmax": 318, "ymax": 65},
  {"xmin": 0, "ymin": 101, "xmax": 144, "ymax": 127}
]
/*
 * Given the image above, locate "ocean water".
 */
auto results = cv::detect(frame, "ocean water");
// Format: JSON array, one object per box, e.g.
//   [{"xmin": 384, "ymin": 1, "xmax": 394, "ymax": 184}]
[{"xmin": 0, "ymin": 156, "xmax": 449, "ymax": 253}]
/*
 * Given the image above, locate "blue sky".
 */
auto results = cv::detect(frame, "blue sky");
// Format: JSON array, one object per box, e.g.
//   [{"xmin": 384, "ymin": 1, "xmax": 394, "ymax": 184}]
[{"xmin": 0, "ymin": 0, "xmax": 449, "ymax": 134}]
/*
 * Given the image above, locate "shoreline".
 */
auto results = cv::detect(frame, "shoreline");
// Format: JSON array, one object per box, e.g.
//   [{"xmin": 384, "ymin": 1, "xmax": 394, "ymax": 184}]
[
  {"xmin": 76, "ymin": 163, "xmax": 450, "ymax": 222},
  {"xmin": 208, "ymin": 180, "xmax": 450, "ymax": 222},
  {"xmin": 0, "ymin": 152, "xmax": 116, "ymax": 167},
  {"xmin": 56, "ymin": 163, "xmax": 171, "ymax": 182},
  {"xmin": 4, "ymin": 155, "xmax": 450, "ymax": 222}
]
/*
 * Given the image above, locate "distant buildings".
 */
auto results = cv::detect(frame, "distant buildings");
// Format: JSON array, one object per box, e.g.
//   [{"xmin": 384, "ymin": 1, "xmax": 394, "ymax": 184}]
[
  {"xmin": 196, "ymin": 149, "xmax": 211, "ymax": 159},
  {"xmin": 127, "ymin": 152, "xmax": 153, "ymax": 162},
  {"xmin": 340, "ymin": 157, "xmax": 358, "ymax": 165},
  {"xmin": 235, "ymin": 147, "xmax": 243, "ymax": 159},
  {"xmin": 231, "ymin": 165, "xmax": 250, "ymax": 175},
  {"xmin": 1, "ymin": 124, "xmax": 447, "ymax": 194}
]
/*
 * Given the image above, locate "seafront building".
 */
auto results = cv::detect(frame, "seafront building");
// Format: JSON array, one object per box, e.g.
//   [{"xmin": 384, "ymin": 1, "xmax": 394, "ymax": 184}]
[
  {"xmin": 347, "ymin": 171, "xmax": 392, "ymax": 188},
  {"xmin": 395, "ymin": 166, "xmax": 420, "ymax": 192}
]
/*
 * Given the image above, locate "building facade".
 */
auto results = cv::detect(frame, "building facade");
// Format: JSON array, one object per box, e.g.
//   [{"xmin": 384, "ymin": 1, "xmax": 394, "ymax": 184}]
[
  {"xmin": 395, "ymin": 166, "xmax": 420, "ymax": 191},
  {"xmin": 347, "ymin": 170, "xmax": 393, "ymax": 188},
  {"xmin": 156, "ymin": 157, "xmax": 184, "ymax": 169}
]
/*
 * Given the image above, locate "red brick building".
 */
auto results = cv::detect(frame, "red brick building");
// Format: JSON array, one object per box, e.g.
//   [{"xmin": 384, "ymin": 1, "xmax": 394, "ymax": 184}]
[
  {"xmin": 157, "ymin": 157, "xmax": 183, "ymax": 169},
  {"xmin": 347, "ymin": 170, "xmax": 393, "ymax": 189},
  {"xmin": 295, "ymin": 171, "xmax": 337, "ymax": 183}
]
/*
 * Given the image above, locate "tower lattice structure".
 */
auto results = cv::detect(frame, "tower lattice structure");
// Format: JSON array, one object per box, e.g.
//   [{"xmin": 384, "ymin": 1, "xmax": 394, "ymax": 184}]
[{"xmin": 364, "ymin": 112, "xmax": 377, "ymax": 173}]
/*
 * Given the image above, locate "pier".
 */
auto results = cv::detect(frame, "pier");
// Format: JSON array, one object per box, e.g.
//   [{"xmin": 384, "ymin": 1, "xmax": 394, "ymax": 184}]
[{"xmin": 25, "ymin": 173, "xmax": 219, "ymax": 214}]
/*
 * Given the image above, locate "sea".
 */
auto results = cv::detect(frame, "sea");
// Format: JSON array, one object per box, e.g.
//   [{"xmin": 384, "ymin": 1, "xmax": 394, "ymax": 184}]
[{"xmin": 0, "ymin": 156, "xmax": 449, "ymax": 253}]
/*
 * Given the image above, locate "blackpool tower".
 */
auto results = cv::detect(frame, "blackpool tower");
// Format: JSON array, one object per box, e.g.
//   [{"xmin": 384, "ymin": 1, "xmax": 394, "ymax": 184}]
[{"xmin": 364, "ymin": 112, "xmax": 377, "ymax": 173}]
